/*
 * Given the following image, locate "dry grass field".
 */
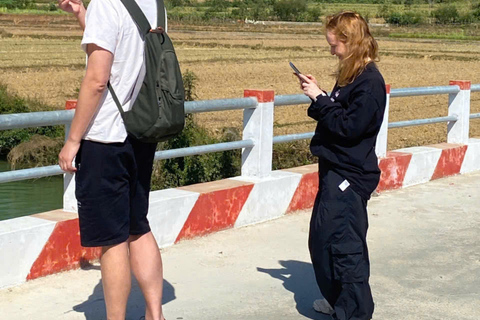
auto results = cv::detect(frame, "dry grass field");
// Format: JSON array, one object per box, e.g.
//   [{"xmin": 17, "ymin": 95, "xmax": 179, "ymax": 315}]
[{"xmin": 0, "ymin": 14, "xmax": 479, "ymax": 150}]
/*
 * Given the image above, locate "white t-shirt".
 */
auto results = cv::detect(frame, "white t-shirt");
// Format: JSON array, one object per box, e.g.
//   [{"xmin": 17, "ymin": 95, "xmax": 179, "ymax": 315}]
[{"xmin": 81, "ymin": 0, "xmax": 167, "ymax": 143}]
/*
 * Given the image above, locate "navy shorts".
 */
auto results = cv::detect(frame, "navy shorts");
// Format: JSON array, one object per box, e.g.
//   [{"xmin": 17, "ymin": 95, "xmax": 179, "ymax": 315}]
[{"xmin": 75, "ymin": 136, "xmax": 157, "ymax": 247}]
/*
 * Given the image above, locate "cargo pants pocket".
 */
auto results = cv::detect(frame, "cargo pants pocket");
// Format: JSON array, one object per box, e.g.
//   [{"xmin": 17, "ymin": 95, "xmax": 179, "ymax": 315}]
[{"xmin": 331, "ymin": 241, "xmax": 367, "ymax": 283}]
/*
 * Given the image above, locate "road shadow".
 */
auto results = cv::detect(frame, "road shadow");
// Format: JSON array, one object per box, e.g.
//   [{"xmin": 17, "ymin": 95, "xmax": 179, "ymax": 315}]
[
  {"xmin": 257, "ymin": 260, "xmax": 331, "ymax": 320},
  {"xmin": 73, "ymin": 275, "xmax": 176, "ymax": 320}
]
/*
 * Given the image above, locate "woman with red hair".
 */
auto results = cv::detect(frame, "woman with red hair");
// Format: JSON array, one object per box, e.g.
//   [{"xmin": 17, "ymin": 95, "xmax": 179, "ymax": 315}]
[{"xmin": 297, "ymin": 11, "xmax": 386, "ymax": 320}]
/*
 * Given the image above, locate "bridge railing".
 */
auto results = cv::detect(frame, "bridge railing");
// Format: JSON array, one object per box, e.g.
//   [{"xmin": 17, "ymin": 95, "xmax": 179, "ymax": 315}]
[{"xmin": 0, "ymin": 81, "xmax": 478, "ymax": 212}]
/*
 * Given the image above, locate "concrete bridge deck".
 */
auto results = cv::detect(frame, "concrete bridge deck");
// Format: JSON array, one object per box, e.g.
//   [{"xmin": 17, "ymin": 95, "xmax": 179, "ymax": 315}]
[{"xmin": 1, "ymin": 172, "xmax": 479, "ymax": 320}]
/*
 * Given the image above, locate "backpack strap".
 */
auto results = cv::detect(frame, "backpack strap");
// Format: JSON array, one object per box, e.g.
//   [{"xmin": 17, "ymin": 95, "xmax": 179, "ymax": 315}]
[
  {"xmin": 119, "ymin": 0, "xmax": 151, "ymax": 36},
  {"xmin": 108, "ymin": 0, "xmax": 165, "ymax": 118},
  {"xmin": 107, "ymin": 81, "xmax": 124, "ymax": 116},
  {"xmin": 157, "ymin": 0, "xmax": 166, "ymax": 29}
]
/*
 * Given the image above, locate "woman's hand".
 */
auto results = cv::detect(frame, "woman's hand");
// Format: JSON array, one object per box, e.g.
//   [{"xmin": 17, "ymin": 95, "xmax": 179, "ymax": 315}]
[
  {"xmin": 305, "ymin": 74, "xmax": 318, "ymax": 86},
  {"xmin": 58, "ymin": 0, "xmax": 84, "ymax": 15},
  {"xmin": 298, "ymin": 74, "xmax": 324, "ymax": 101}
]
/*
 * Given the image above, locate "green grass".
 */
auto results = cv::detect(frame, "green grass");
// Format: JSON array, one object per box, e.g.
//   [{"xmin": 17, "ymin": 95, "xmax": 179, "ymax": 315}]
[{"xmin": 0, "ymin": 7, "xmax": 68, "ymax": 14}]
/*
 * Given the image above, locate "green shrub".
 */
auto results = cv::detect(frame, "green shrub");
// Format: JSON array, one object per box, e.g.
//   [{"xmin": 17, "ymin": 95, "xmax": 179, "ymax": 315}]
[
  {"xmin": 273, "ymin": 0, "xmax": 308, "ymax": 21},
  {"xmin": 377, "ymin": 3, "xmax": 391, "ymax": 19},
  {"xmin": 385, "ymin": 11, "xmax": 424, "ymax": 25},
  {"xmin": 151, "ymin": 116, "xmax": 242, "ymax": 190},
  {"xmin": 432, "ymin": 5, "xmax": 459, "ymax": 24},
  {"xmin": 205, "ymin": 0, "xmax": 231, "ymax": 10},
  {"xmin": 182, "ymin": 69, "xmax": 198, "ymax": 102},
  {"xmin": 272, "ymin": 140, "xmax": 316, "ymax": 170},
  {"xmin": 7, "ymin": 135, "xmax": 63, "ymax": 170},
  {"xmin": 307, "ymin": 6, "xmax": 322, "ymax": 22},
  {"xmin": 0, "ymin": 0, "xmax": 34, "ymax": 9},
  {"xmin": 297, "ymin": 6, "xmax": 322, "ymax": 22},
  {"xmin": 472, "ymin": 2, "xmax": 480, "ymax": 20},
  {"xmin": 458, "ymin": 12, "xmax": 475, "ymax": 24},
  {"xmin": 150, "ymin": 69, "xmax": 316, "ymax": 190},
  {"xmin": 0, "ymin": 83, "xmax": 63, "ymax": 156},
  {"xmin": 166, "ymin": 0, "xmax": 192, "ymax": 9},
  {"xmin": 48, "ymin": 2, "xmax": 57, "ymax": 11}
]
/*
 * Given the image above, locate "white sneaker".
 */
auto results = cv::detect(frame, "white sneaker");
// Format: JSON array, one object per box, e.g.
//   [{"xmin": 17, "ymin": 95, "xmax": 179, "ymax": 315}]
[{"xmin": 313, "ymin": 298, "xmax": 334, "ymax": 315}]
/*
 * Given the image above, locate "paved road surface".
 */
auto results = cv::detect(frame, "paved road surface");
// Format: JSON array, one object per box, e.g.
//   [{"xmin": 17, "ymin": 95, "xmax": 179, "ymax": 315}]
[{"xmin": 1, "ymin": 172, "xmax": 479, "ymax": 320}]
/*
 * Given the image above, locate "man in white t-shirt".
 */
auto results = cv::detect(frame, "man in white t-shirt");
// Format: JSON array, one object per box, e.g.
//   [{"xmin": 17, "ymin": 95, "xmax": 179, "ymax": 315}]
[{"xmin": 58, "ymin": 0, "xmax": 167, "ymax": 319}]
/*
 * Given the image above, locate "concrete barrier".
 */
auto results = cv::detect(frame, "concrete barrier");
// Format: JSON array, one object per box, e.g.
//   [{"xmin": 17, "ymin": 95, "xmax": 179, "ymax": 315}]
[{"xmin": 1, "ymin": 138, "xmax": 479, "ymax": 289}]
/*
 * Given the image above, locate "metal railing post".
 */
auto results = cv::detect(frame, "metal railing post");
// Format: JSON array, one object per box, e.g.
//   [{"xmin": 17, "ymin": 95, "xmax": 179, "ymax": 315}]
[
  {"xmin": 241, "ymin": 90, "xmax": 274, "ymax": 178},
  {"xmin": 447, "ymin": 80, "xmax": 471, "ymax": 144},
  {"xmin": 376, "ymin": 84, "xmax": 391, "ymax": 158},
  {"xmin": 63, "ymin": 100, "xmax": 78, "ymax": 213}
]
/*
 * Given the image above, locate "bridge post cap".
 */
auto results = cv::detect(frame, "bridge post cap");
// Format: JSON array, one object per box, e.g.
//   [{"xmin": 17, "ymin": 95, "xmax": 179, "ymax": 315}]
[
  {"xmin": 449, "ymin": 80, "xmax": 471, "ymax": 90},
  {"xmin": 65, "ymin": 100, "xmax": 77, "ymax": 110},
  {"xmin": 385, "ymin": 84, "xmax": 391, "ymax": 94},
  {"xmin": 244, "ymin": 90, "xmax": 275, "ymax": 103}
]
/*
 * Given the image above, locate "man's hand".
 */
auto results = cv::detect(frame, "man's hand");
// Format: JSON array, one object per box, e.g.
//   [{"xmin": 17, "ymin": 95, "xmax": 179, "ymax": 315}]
[
  {"xmin": 298, "ymin": 74, "xmax": 324, "ymax": 101},
  {"xmin": 58, "ymin": 0, "xmax": 83, "ymax": 14},
  {"xmin": 59, "ymin": 139, "xmax": 81, "ymax": 173}
]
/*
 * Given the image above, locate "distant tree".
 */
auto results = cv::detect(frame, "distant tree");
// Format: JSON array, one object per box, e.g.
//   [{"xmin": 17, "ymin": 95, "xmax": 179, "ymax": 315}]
[
  {"xmin": 432, "ymin": 4, "xmax": 459, "ymax": 24},
  {"xmin": 273, "ymin": 0, "xmax": 308, "ymax": 21}
]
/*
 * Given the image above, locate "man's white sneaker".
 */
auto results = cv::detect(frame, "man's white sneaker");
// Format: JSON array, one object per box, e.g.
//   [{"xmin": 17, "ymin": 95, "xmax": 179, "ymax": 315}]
[{"xmin": 313, "ymin": 298, "xmax": 334, "ymax": 315}]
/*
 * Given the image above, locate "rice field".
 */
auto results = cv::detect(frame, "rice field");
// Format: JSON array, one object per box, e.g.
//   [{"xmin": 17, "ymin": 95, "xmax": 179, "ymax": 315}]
[{"xmin": 0, "ymin": 14, "xmax": 479, "ymax": 150}]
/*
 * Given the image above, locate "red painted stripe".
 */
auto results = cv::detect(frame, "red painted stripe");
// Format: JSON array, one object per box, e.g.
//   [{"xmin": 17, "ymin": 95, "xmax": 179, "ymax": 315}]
[
  {"xmin": 65, "ymin": 100, "xmax": 77, "ymax": 110},
  {"xmin": 385, "ymin": 84, "xmax": 391, "ymax": 94},
  {"xmin": 27, "ymin": 219, "xmax": 101, "ymax": 280},
  {"xmin": 449, "ymin": 80, "xmax": 471, "ymax": 90},
  {"xmin": 377, "ymin": 151, "xmax": 412, "ymax": 192},
  {"xmin": 431, "ymin": 145, "xmax": 467, "ymax": 180},
  {"xmin": 175, "ymin": 184, "xmax": 254, "ymax": 242},
  {"xmin": 286, "ymin": 172, "xmax": 318, "ymax": 213},
  {"xmin": 244, "ymin": 90, "xmax": 275, "ymax": 103}
]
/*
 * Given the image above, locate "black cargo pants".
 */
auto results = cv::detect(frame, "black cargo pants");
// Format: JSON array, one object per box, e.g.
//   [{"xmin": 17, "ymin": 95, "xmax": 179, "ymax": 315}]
[{"xmin": 309, "ymin": 167, "xmax": 374, "ymax": 320}]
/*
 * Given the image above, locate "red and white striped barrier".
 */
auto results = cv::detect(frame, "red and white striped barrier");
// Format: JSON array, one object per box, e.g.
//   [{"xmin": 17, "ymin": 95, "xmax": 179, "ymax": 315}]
[{"xmin": 1, "ymin": 138, "xmax": 479, "ymax": 288}]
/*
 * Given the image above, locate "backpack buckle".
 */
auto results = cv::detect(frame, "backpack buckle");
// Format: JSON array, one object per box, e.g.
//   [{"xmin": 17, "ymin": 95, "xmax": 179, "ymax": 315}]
[{"xmin": 149, "ymin": 27, "xmax": 165, "ymax": 34}]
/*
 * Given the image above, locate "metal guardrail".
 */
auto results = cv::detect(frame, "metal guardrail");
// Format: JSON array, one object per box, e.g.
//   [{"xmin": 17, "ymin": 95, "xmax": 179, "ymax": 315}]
[
  {"xmin": 389, "ymin": 115, "xmax": 457, "ymax": 129},
  {"xmin": 0, "ymin": 84, "xmax": 479, "ymax": 184},
  {"xmin": 154, "ymin": 139, "xmax": 254, "ymax": 160},
  {"xmin": 0, "ymin": 98, "xmax": 257, "ymax": 131},
  {"xmin": 390, "ymin": 85, "xmax": 460, "ymax": 97},
  {"xmin": 273, "ymin": 132, "xmax": 314, "ymax": 144},
  {"xmin": 0, "ymin": 110, "xmax": 74, "ymax": 130},
  {"xmin": 0, "ymin": 165, "xmax": 63, "ymax": 184},
  {"xmin": 185, "ymin": 97, "xmax": 257, "ymax": 113}
]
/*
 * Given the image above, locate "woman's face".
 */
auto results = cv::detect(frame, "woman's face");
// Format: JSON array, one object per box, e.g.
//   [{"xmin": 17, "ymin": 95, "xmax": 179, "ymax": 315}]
[{"xmin": 326, "ymin": 31, "xmax": 347, "ymax": 60}]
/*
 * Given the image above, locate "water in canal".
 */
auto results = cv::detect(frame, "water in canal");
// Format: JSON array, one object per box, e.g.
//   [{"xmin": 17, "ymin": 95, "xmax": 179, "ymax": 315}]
[{"xmin": 0, "ymin": 159, "xmax": 63, "ymax": 221}]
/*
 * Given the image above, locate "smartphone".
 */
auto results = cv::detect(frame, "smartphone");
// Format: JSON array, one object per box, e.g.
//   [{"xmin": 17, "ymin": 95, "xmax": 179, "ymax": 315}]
[{"xmin": 289, "ymin": 62, "xmax": 302, "ymax": 76}]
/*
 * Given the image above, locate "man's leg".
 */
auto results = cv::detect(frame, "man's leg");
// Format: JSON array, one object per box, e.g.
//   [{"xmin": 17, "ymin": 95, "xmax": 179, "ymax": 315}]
[
  {"xmin": 129, "ymin": 232, "xmax": 164, "ymax": 320},
  {"xmin": 101, "ymin": 242, "xmax": 131, "ymax": 320}
]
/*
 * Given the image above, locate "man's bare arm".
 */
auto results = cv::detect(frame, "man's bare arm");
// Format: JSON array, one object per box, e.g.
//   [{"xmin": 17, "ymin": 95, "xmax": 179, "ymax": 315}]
[{"xmin": 58, "ymin": 44, "xmax": 113, "ymax": 173}]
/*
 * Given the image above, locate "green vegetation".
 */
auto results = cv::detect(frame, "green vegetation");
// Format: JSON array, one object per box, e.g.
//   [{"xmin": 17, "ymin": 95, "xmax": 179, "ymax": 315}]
[
  {"xmin": 2, "ymin": 0, "xmax": 480, "ymax": 24},
  {"xmin": 0, "ymin": 0, "xmax": 63, "ymax": 12},
  {"xmin": 151, "ymin": 115, "xmax": 242, "ymax": 190},
  {"xmin": 1, "ymin": 70, "xmax": 315, "ymax": 187},
  {"xmin": 0, "ymin": 83, "xmax": 64, "ymax": 158},
  {"xmin": 151, "ymin": 69, "xmax": 315, "ymax": 190},
  {"xmin": 150, "ymin": 69, "xmax": 317, "ymax": 190},
  {"xmin": 7, "ymin": 135, "xmax": 63, "ymax": 169},
  {"xmin": 163, "ymin": 0, "xmax": 480, "ymax": 24}
]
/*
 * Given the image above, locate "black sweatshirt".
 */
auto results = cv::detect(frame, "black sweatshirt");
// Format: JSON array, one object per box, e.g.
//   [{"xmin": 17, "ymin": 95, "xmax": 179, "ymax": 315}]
[{"xmin": 308, "ymin": 63, "xmax": 386, "ymax": 200}]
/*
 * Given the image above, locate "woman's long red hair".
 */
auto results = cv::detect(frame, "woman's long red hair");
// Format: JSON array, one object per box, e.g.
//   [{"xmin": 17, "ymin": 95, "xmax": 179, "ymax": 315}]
[{"xmin": 326, "ymin": 11, "xmax": 379, "ymax": 87}]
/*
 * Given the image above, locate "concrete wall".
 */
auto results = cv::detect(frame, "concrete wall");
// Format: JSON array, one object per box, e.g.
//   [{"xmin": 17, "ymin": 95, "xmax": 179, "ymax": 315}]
[{"xmin": 0, "ymin": 139, "xmax": 479, "ymax": 288}]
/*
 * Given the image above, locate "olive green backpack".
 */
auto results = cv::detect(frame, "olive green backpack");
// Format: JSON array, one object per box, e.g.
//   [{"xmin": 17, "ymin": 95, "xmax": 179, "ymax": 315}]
[{"xmin": 108, "ymin": 0, "xmax": 185, "ymax": 143}]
